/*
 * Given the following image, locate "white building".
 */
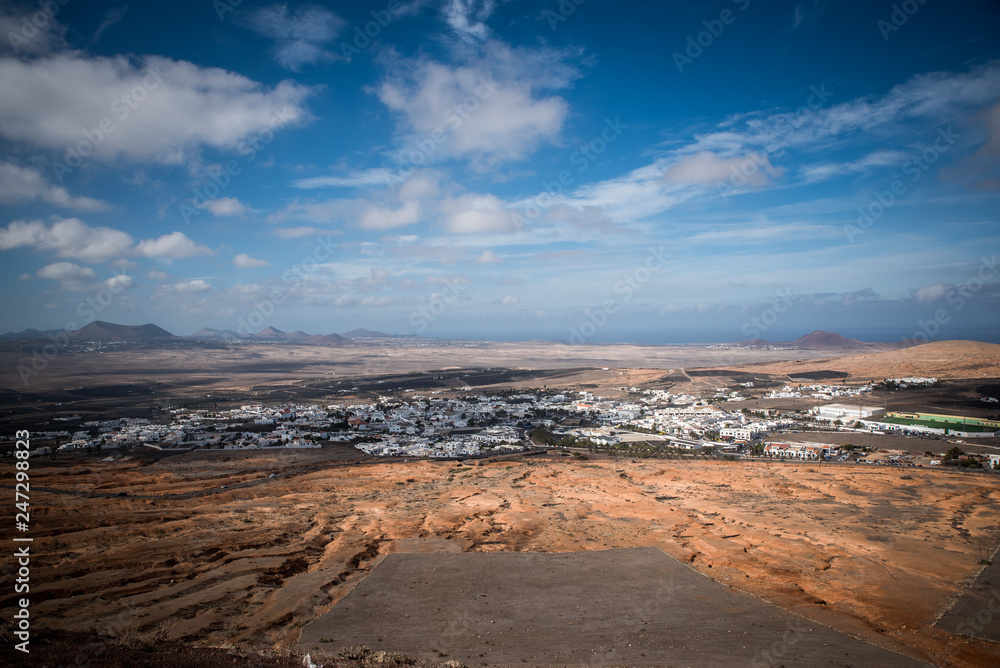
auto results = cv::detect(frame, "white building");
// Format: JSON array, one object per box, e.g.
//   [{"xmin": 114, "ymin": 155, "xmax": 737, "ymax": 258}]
[
  {"xmin": 813, "ymin": 403, "xmax": 884, "ymax": 421},
  {"xmin": 720, "ymin": 426, "xmax": 756, "ymax": 441}
]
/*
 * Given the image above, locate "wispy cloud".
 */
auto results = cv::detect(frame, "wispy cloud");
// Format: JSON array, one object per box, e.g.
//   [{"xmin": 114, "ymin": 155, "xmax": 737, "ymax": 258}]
[
  {"xmin": 244, "ymin": 3, "xmax": 345, "ymax": 71},
  {"xmin": 443, "ymin": 0, "xmax": 508, "ymax": 41},
  {"xmin": 90, "ymin": 5, "xmax": 128, "ymax": 44}
]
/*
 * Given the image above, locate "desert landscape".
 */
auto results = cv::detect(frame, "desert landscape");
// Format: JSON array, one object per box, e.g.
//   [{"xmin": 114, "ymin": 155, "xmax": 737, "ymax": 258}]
[
  {"xmin": 4, "ymin": 2, "xmax": 1000, "ymax": 665},
  {"xmin": 5, "ymin": 446, "xmax": 1000, "ymax": 666},
  {"xmin": 2, "ymin": 338, "xmax": 1000, "ymax": 666}
]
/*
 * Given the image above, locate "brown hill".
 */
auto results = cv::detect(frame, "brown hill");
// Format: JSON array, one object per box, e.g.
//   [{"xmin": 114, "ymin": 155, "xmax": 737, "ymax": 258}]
[
  {"xmin": 784, "ymin": 330, "xmax": 872, "ymax": 350},
  {"xmin": 732, "ymin": 330, "xmax": 911, "ymax": 351},
  {"xmin": 732, "ymin": 340, "xmax": 1000, "ymax": 381}
]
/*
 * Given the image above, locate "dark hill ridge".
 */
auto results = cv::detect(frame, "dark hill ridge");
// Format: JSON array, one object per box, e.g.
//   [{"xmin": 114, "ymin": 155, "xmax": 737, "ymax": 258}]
[
  {"xmin": 186, "ymin": 325, "xmax": 353, "ymax": 345},
  {"xmin": 71, "ymin": 321, "xmax": 177, "ymax": 342},
  {"xmin": 253, "ymin": 326, "xmax": 288, "ymax": 340},
  {"xmin": 312, "ymin": 333, "xmax": 353, "ymax": 346}
]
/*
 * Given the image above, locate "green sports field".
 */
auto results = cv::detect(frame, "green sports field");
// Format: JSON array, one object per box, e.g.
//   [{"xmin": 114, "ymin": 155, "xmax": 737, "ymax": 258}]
[{"xmin": 877, "ymin": 416, "xmax": 997, "ymax": 433}]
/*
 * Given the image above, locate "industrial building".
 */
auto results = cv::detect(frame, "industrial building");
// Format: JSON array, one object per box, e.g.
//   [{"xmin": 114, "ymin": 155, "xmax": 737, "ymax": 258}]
[{"xmin": 812, "ymin": 403, "xmax": 885, "ymax": 421}]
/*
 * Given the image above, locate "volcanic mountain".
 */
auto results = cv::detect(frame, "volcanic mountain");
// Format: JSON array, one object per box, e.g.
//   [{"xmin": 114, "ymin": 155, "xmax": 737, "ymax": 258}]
[
  {"xmin": 785, "ymin": 330, "xmax": 873, "ymax": 350},
  {"xmin": 70, "ymin": 321, "xmax": 177, "ymax": 342}
]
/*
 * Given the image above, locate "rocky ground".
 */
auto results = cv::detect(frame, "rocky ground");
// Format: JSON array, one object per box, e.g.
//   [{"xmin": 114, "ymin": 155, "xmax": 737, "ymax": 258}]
[{"xmin": 4, "ymin": 450, "xmax": 1000, "ymax": 666}]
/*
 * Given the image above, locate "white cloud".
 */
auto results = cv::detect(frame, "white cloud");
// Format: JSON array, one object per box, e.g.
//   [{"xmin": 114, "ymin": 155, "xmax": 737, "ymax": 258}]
[
  {"xmin": 244, "ymin": 4, "xmax": 345, "ymax": 71},
  {"xmin": 146, "ymin": 269, "xmax": 170, "ymax": 280},
  {"xmin": 443, "ymin": 0, "xmax": 506, "ymax": 40},
  {"xmin": 293, "ymin": 168, "xmax": 397, "ymax": 190},
  {"xmin": 686, "ymin": 62, "xmax": 1000, "ymax": 158},
  {"xmin": 36, "ymin": 261, "xmax": 97, "ymax": 290},
  {"xmin": 136, "ymin": 231, "xmax": 214, "ymax": 259},
  {"xmin": 0, "ymin": 53, "xmax": 313, "ymax": 164},
  {"xmin": 440, "ymin": 193, "xmax": 514, "ymax": 234},
  {"xmin": 272, "ymin": 226, "xmax": 336, "ymax": 238},
  {"xmin": 913, "ymin": 283, "xmax": 953, "ymax": 302},
  {"xmin": 233, "ymin": 253, "xmax": 269, "ymax": 268},
  {"xmin": 492, "ymin": 295, "xmax": 519, "ymax": 306},
  {"xmin": 800, "ymin": 150, "xmax": 908, "ymax": 182},
  {"xmin": 0, "ymin": 218, "xmax": 133, "ymax": 262},
  {"xmin": 91, "ymin": 5, "xmax": 128, "ymax": 44},
  {"xmin": 687, "ymin": 222, "xmax": 836, "ymax": 244},
  {"xmin": 104, "ymin": 273, "xmax": 134, "ymax": 291},
  {"xmin": 170, "ymin": 279, "xmax": 211, "ymax": 293},
  {"xmin": 36, "ymin": 261, "xmax": 96, "ymax": 281},
  {"xmin": 0, "ymin": 162, "xmax": 107, "ymax": 210},
  {"xmin": 359, "ymin": 200, "xmax": 422, "ymax": 230},
  {"xmin": 376, "ymin": 41, "xmax": 576, "ymax": 165},
  {"xmin": 662, "ymin": 151, "xmax": 781, "ymax": 187},
  {"xmin": 203, "ymin": 196, "xmax": 250, "ymax": 217}
]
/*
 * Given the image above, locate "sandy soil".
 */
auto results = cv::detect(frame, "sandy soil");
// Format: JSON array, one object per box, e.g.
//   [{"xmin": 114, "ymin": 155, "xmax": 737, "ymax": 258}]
[
  {"xmin": 0, "ymin": 339, "xmax": 855, "ymax": 397},
  {"xmin": 5, "ymin": 452, "xmax": 1000, "ymax": 667},
  {"xmin": 725, "ymin": 341, "xmax": 1000, "ymax": 381}
]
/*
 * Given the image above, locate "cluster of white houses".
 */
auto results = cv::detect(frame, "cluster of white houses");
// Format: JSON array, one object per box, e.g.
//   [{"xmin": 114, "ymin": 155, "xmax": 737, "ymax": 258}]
[{"xmin": 29, "ymin": 377, "xmax": 995, "ymax": 461}]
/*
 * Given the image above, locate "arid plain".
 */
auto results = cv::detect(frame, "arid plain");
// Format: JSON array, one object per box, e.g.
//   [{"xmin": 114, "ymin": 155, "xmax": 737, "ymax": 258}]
[{"xmin": 3, "ymin": 339, "xmax": 1000, "ymax": 667}]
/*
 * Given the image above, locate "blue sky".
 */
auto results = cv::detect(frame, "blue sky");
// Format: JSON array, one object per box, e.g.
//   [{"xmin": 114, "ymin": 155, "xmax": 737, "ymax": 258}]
[{"xmin": 0, "ymin": 0, "xmax": 998, "ymax": 343}]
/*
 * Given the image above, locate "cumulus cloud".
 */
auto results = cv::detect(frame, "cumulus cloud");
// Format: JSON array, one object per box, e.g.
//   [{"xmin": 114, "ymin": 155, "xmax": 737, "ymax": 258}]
[
  {"xmin": 376, "ymin": 41, "xmax": 577, "ymax": 165},
  {"xmin": 912, "ymin": 283, "xmax": 953, "ymax": 302},
  {"xmin": 146, "ymin": 269, "xmax": 170, "ymax": 280},
  {"xmin": 0, "ymin": 53, "xmax": 313, "ymax": 164},
  {"xmin": 440, "ymin": 193, "xmax": 514, "ymax": 234},
  {"xmin": 0, "ymin": 162, "xmax": 107, "ymax": 210},
  {"xmin": 233, "ymin": 253, "xmax": 269, "ymax": 268},
  {"xmin": 203, "ymin": 197, "xmax": 250, "ymax": 217},
  {"xmin": 359, "ymin": 200, "xmax": 422, "ymax": 230},
  {"xmin": 36, "ymin": 261, "xmax": 96, "ymax": 282},
  {"xmin": 244, "ymin": 4, "xmax": 345, "ymax": 71},
  {"xmin": 0, "ymin": 219, "xmax": 216, "ymax": 265},
  {"xmin": 104, "ymin": 273, "xmax": 134, "ymax": 291},
  {"xmin": 136, "ymin": 231, "xmax": 214, "ymax": 259},
  {"xmin": 36, "ymin": 261, "xmax": 98, "ymax": 290},
  {"xmin": 0, "ymin": 218, "xmax": 132, "ymax": 262}
]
